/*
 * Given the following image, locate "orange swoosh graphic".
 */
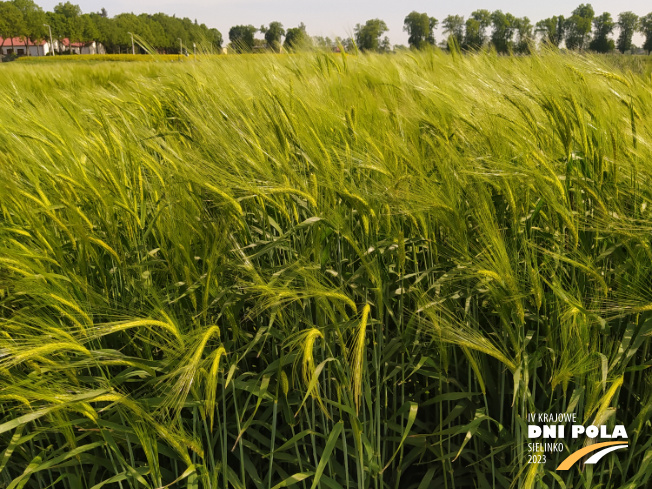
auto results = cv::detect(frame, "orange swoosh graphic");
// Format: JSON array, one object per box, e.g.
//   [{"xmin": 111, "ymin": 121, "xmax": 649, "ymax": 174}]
[{"xmin": 556, "ymin": 442, "xmax": 628, "ymax": 470}]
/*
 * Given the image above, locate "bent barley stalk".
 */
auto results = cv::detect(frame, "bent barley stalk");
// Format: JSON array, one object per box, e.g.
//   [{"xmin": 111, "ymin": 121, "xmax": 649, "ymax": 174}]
[{"xmin": 0, "ymin": 50, "xmax": 651, "ymax": 489}]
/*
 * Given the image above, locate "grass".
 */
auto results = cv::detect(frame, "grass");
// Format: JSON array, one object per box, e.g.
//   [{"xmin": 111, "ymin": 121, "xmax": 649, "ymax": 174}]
[{"xmin": 0, "ymin": 49, "xmax": 651, "ymax": 488}]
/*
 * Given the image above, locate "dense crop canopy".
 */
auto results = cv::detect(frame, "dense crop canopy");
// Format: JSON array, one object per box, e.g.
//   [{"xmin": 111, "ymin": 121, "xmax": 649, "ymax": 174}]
[{"xmin": 0, "ymin": 51, "xmax": 651, "ymax": 488}]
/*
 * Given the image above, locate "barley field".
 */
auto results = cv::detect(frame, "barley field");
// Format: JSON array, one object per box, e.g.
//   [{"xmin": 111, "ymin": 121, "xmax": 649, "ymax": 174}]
[
  {"xmin": 0, "ymin": 51, "xmax": 650, "ymax": 489},
  {"xmin": 15, "ymin": 54, "xmax": 202, "ymax": 64}
]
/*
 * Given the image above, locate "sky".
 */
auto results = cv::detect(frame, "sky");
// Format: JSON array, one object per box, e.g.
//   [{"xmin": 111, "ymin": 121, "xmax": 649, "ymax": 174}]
[{"xmin": 36, "ymin": 1, "xmax": 651, "ymax": 46}]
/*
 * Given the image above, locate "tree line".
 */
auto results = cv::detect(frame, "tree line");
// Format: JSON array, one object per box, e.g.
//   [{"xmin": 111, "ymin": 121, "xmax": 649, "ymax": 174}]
[
  {"xmin": 355, "ymin": 6, "xmax": 652, "ymax": 54},
  {"xmin": 0, "ymin": 0, "xmax": 222, "ymax": 54},
  {"xmin": 0, "ymin": 1, "xmax": 651, "ymax": 56},
  {"xmin": 229, "ymin": 5, "xmax": 652, "ymax": 54}
]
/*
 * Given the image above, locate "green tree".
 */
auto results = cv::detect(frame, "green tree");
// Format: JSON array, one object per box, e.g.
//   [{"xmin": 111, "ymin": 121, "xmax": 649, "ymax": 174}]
[
  {"xmin": 442, "ymin": 15, "xmax": 464, "ymax": 48},
  {"xmin": 141, "ymin": 14, "xmax": 167, "ymax": 52},
  {"xmin": 53, "ymin": 2, "xmax": 83, "ymax": 53},
  {"xmin": 641, "ymin": 13, "xmax": 652, "ymax": 53},
  {"xmin": 90, "ymin": 12, "xmax": 118, "ymax": 52},
  {"xmin": 565, "ymin": 3, "xmax": 594, "ymax": 50},
  {"xmin": 617, "ymin": 12, "xmax": 638, "ymax": 53},
  {"xmin": 589, "ymin": 12, "xmax": 615, "ymax": 52},
  {"xmin": 283, "ymin": 23, "xmax": 308, "ymax": 50},
  {"xmin": 261, "ymin": 21, "xmax": 284, "ymax": 52},
  {"xmin": 313, "ymin": 36, "xmax": 333, "ymax": 49},
  {"xmin": 464, "ymin": 9, "xmax": 491, "ymax": 50},
  {"xmin": 355, "ymin": 18, "xmax": 389, "ymax": 52},
  {"xmin": 113, "ymin": 13, "xmax": 149, "ymax": 53},
  {"xmin": 45, "ymin": 11, "xmax": 65, "ymax": 53},
  {"xmin": 207, "ymin": 28, "xmax": 222, "ymax": 50},
  {"xmin": 53, "ymin": 1, "xmax": 80, "ymax": 19},
  {"xmin": 80, "ymin": 13, "xmax": 98, "ymax": 44},
  {"xmin": 513, "ymin": 17, "xmax": 533, "ymax": 54},
  {"xmin": 228, "ymin": 24, "xmax": 256, "ymax": 53},
  {"xmin": 490, "ymin": 10, "xmax": 516, "ymax": 54},
  {"xmin": 403, "ymin": 11, "xmax": 437, "ymax": 49},
  {"xmin": 340, "ymin": 36, "xmax": 355, "ymax": 52},
  {"xmin": 11, "ymin": 0, "xmax": 45, "ymax": 55},
  {"xmin": 463, "ymin": 19, "xmax": 481, "ymax": 50},
  {"xmin": 536, "ymin": 16, "xmax": 565, "ymax": 47},
  {"xmin": 149, "ymin": 12, "xmax": 183, "ymax": 53},
  {"xmin": 0, "ymin": 1, "xmax": 25, "ymax": 54}
]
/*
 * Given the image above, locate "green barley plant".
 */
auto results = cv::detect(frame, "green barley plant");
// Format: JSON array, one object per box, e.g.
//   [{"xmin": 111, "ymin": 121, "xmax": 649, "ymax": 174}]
[{"xmin": 0, "ymin": 50, "xmax": 651, "ymax": 488}]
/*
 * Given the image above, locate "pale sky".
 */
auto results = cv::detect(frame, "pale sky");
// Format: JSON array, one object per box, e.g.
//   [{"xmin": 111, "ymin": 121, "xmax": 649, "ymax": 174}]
[{"xmin": 37, "ymin": 1, "xmax": 651, "ymax": 45}]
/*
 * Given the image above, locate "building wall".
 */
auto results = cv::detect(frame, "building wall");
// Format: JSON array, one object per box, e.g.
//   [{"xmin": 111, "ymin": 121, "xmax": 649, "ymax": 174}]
[
  {"xmin": 28, "ymin": 45, "xmax": 46, "ymax": 56},
  {"xmin": 80, "ymin": 43, "xmax": 97, "ymax": 55},
  {"xmin": 1, "ymin": 43, "xmax": 52, "ymax": 56},
  {"xmin": 0, "ymin": 41, "xmax": 105, "ymax": 57},
  {"xmin": 1, "ymin": 46, "xmax": 28, "ymax": 56}
]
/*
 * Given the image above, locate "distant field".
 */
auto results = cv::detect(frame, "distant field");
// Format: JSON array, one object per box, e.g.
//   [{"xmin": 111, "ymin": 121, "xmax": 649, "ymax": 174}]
[
  {"xmin": 9, "ymin": 49, "xmax": 652, "ymax": 75},
  {"xmin": 602, "ymin": 52, "xmax": 652, "ymax": 76},
  {"xmin": 0, "ymin": 51, "xmax": 650, "ymax": 489},
  {"xmin": 14, "ymin": 53, "xmax": 204, "ymax": 63}
]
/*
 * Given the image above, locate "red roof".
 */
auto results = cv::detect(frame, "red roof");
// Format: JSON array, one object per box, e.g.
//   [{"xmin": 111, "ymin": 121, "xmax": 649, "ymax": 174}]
[
  {"xmin": 61, "ymin": 38, "xmax": 88, "ymax": 48},
  {"xmin": 0, "ymin": 37, "xmax": 46, "ymax": 46},
  {"xmin": 0, "ymin": 37, "xmax": 91, "ymax": 48}
]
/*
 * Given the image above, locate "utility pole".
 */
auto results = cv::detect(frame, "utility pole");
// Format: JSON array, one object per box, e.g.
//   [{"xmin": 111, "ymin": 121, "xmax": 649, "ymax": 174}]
[
  {"xmin": 127, "ymin": 32, "xmax": 135, "ymax": 55},
  {"xmin": 178, "ymin": 38, "xmax": 183, "ymax": 56},
  {"xmin": 43, "ymin": 24, "xmax": 54, "ymax": 56}
]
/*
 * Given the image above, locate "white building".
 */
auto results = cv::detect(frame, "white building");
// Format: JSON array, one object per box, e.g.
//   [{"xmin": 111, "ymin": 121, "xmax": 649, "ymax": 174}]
[
  {"xmin": 0, "ymin": 37, "xmax": 105, "ymax": 57},
  {"xmin": 61, "ymin": 39, "xmax": 106, "ymax": 55},
  {"xmin": 0, "ymin": 37, "xmax": 54, "ymax": 56}
]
